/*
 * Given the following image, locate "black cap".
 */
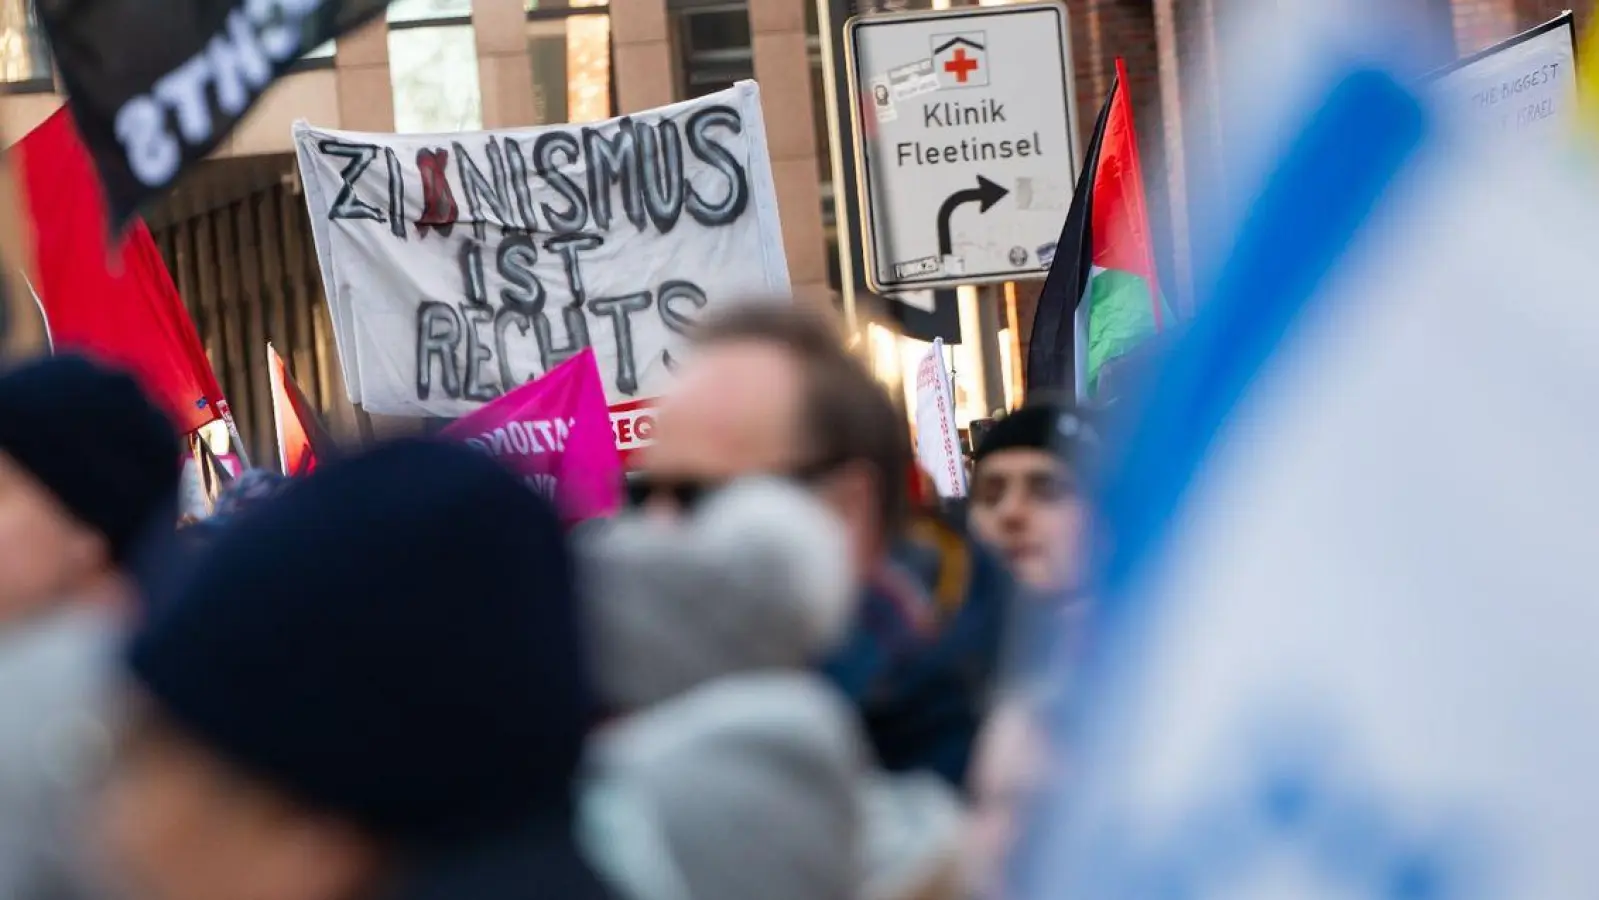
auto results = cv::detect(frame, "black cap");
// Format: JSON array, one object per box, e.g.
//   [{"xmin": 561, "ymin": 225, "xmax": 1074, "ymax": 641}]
[
  {"xmin": 0, "ymin": 354, "xmax": 179, "ymax": 562},
  {"xmin": 130, "ymin": 440, "xmax": 595, "ymax": 849},
  {"xmin": 973, "ymin": 402, "xmax": 1099, "ymax": 471}
]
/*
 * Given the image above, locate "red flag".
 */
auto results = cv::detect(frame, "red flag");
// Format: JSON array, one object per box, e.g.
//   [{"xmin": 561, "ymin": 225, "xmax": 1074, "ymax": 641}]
[
  {"xmin": 15, "ymin": 107, "xmax": 225, "ymax": 434},
  {"xmin": 268, "ymin": 344, "xmax": 335, "ymax": 476}
]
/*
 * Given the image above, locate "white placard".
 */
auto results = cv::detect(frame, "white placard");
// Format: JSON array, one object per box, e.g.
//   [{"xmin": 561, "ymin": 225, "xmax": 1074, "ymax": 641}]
[
  {"xmin": 914, "ymin": 338, "xmax": 966, "ymax": 499},
  {"xmin": 1426, "ymin": 13, "xmax": 1577, "ymax": 145},
  {"xmin": 293, "ymin": 82, "xmax": 791, "ymax": 418}
]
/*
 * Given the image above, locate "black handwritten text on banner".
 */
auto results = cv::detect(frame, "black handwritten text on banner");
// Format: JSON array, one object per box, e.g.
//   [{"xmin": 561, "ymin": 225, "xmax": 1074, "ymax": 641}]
[{"xmin": 293, "ymin": 82, "xmax": 790, "ymax": 418}]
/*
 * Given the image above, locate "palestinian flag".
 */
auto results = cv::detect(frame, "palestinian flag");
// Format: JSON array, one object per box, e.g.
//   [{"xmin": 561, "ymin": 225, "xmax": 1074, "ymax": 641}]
[
  {"xmin": 268, "ymin": 344, "xmax": 336, "ymax": 477},
  {"xmin": 1027, "ymin": 57, "xmax": 1170, "ymax": 399}
]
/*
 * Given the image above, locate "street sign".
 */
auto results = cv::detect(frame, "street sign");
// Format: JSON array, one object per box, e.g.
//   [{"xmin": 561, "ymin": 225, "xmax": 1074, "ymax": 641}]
[{"xmin": 844, "ymin": 1, "xmax": 1079, "ymax": 292}]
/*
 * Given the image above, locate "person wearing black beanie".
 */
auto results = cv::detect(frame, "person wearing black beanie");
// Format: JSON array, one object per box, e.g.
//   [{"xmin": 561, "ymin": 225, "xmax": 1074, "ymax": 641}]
[
  {"xmin": 0, "ymin": 353, "xmax": 180, "ymax": 626},
  {"xmin": 967, "ymin": 401, "xmax": 1098, "ymax": 595},
  {"xmin": 0, "ymin": 354, "xmax": 179, "ymax": 900},
  {"xmin": 97, "ymin": 440, "xmax": 611, "ymax": 900}
]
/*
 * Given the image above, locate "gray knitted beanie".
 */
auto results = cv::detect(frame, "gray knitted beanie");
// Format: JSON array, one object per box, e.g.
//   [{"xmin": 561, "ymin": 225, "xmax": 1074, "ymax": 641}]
[{"xmin": 576, "ymin": 479, "xmax": 855, "ymax": 710}]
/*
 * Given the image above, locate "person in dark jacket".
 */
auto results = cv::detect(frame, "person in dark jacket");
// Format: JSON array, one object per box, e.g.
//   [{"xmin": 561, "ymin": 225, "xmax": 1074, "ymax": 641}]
[
  {"xmin": 97, "ymin": 440, "xmax": 610, "ymax": 900},
  {"xmin": 209, "ymin": 468, "xmax": 291, "ymax": 518},
  {"xmin": 823, "ymin": 502, "xmax": 1014, "ymax": 786},
  {"xmin": 966, "ymin": 401, "xmax": 1102, "ymax": 683}
]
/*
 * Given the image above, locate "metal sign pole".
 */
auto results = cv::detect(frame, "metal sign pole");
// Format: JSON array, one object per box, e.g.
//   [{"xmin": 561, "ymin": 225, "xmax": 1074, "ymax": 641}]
[{"xmin": 816, "ymin": 0, "xmax": 863, "ymax": 335}]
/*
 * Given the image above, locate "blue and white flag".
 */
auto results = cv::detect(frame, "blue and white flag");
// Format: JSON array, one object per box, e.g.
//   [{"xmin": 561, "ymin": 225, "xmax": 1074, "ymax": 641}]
[{"xmin": 1017, "ymin": 19, "xmax": 1599, "ymax": 900}]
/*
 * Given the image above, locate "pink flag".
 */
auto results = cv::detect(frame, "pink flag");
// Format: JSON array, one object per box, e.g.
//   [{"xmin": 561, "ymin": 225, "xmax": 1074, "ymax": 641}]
[{"xmin": 443, "ymin": 350, "xmax": 623, "ymax": 524}]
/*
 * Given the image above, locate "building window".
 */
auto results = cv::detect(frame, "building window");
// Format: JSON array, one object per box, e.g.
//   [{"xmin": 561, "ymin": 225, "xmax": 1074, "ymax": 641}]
[
  {"xmin": 390, "ymin": 22, "xmax": 483, "ymax": 132},
  {"xmin": 527, "ymin": 0, "xmax": 613, "ymax": 124},
  {"xmin": 676, "ymin": 3, "xmax": 753, "ymax": 98},
  {"xmin": 0, "ymin": 0, "xmax": 50, "ymax": 86},
  {"xmin": 677, "ymin": 0, "xmax": 839, "ymax": 270},
  {"xmin": 389, "ymin": 0, "xmax": 472, "ymax": 21},
  {"xmin": 526, "ymin": 0, "xmax": 608, "ymax": 8}
]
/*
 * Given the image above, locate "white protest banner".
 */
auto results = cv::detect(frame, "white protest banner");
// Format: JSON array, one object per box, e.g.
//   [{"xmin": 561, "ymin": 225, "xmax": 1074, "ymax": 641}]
[
  {"xmin": 914, "ymin": 338, "xmax": 966, "ymax": 498},
  {"xmin": 293, "ymin": 81, "xmax": 791, "ymax": 418},
  {"xmin": 1425, "ymin": 13, "xmax": 1576, "ymax": 145}
]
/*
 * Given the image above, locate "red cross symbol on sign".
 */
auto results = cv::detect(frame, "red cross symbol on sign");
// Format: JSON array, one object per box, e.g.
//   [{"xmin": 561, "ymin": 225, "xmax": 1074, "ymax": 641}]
[{"xmin": 943, "ymin": 48, "xmax": 979, "ymax": 83}]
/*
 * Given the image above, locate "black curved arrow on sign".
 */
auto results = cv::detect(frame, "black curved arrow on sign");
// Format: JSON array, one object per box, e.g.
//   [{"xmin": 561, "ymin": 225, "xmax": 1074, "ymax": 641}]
[
  {"xmin": 936, "ymin": 174, "xmax": 1009, "ymax": 259},
  {"xmin": 929, "ymin": 175, "xmax": 1009, "ymax": 341}
]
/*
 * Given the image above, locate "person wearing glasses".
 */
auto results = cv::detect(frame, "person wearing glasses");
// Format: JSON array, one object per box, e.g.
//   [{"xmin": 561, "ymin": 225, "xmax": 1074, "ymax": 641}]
[
  {"xmin": 633, "ymin": 305, "xmax": 908, "ymax": 579},
  {"xmin": 638, "ymin": 303, "xmax": 1012, "ymax": 786}
]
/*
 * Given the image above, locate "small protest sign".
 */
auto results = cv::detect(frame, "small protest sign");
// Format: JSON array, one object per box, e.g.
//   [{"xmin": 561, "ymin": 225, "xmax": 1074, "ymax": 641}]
[
  {"xmin": 914, "ymin": 338, "xmax": 966, "ymax": 499},
  {"xmin": 609, "ymin": 398, "xmax": 656, "ymax": 469},
  {"xmin": 293, "ymin": 82, "xmax": 791, "ymax": 420},
  {"xmin": 443, "ymin": 348, "xmax": 623, "ymax": 523}
]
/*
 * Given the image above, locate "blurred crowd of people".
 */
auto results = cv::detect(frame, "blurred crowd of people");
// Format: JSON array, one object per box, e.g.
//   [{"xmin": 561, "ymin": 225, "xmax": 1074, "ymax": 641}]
[{"xmin": 0, "ymin": 302, "xmax": 1097, "ymax": 900}]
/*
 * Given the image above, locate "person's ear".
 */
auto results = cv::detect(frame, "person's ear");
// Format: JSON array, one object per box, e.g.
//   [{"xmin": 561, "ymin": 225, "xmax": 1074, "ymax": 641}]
[{"xmin": 818, "ymin": 460, "xmax": 883, "ymax": 563}]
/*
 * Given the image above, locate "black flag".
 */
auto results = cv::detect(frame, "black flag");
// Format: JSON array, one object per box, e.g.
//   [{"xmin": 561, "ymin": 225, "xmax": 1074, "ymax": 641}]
[
  {"xmin": 190, "ymin": 431, "xmax": 236, "ymax": 511},
  {"xmin": 37, "ymin": 0, "xmax": 391, "ymax": 227}
]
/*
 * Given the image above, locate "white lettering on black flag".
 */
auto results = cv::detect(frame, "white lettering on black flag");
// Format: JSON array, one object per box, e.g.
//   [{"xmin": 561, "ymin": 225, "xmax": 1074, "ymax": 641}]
[
  {"xmin": 293, "ymin": 82, "xmax": 791, "ymax": 418},
  {"xmin": 36, "ymin": 0, "xmax": 389, "ymax": 226}
]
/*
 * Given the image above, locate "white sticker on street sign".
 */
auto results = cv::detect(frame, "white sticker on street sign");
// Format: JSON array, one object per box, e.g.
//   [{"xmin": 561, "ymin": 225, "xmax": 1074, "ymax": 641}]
[
  {"xmin": 845, "ymin": 1, "xmax": 1078, "ymax": 292},
  {"xmin": 889, "ymin": 58, "xmax": 940, "ymax": 100},
  {"xmin": 870, "ymin": 77, "xmax": 898, "ymax": 122},
  {"xmin": 894, "ymin": 256, "xmax": 941, "ymax": 280}
]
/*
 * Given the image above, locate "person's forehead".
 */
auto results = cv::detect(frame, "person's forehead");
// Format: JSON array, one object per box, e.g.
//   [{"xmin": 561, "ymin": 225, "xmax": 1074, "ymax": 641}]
[
  {"xmin": 975, "ymin": 448, "xmax": 1065, "ymax": 481},
  {"xmin": 646, "ymin": 341, "xmax": 806, "ymax": 474},
  {"xmin": 0, "ymin": 450, "xmax": 66, "ymax": 511}
]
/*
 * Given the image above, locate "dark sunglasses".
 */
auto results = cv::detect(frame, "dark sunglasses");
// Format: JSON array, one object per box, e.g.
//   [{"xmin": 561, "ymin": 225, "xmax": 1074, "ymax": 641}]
[{"xmin": 626, "ymin": 455, "xmax": 849, "ymax": 511}]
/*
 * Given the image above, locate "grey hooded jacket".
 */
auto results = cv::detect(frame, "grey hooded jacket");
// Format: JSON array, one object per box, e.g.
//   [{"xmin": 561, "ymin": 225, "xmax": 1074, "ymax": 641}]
[{"xmin": 0, "ymin": 608, "xmax": 119, "ymax": 900}]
